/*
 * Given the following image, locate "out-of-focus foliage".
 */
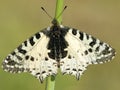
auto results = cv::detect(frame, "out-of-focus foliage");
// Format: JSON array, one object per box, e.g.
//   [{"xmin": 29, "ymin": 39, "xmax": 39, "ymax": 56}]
[{"xmin": 0, "ymin": 0, "xmax": 119, "ymax": 90}]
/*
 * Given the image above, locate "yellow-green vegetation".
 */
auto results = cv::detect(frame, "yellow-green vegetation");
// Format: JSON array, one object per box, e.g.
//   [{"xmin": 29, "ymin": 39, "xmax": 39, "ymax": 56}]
[{"xmin": 0, "ymin": 0, "xmax": 119, "ymax": 90}]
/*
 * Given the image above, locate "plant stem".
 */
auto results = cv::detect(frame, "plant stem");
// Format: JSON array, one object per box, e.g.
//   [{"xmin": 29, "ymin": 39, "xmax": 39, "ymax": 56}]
[
  {"xmin": 45, "ymin": 76, "xmax": 56, "ymax": 90},
  {"xmin": 45, "ymin": 0, "xmax": 64, "ymax": 90},
  {"xmin": 55, "ymin": 0, "xmax": 64, "ymax": 24}
]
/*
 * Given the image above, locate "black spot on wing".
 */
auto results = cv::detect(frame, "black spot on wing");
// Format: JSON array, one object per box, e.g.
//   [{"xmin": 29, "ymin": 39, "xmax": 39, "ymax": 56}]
[
  {"xmin": 66, "ymin": 68, "xmax": 70, "ymax": 70},
  {"xmin": 35, "ymin": 32, "xmax": 41, "ymax": 39},
  {"xmin": 88, "ymin": 48, "xmax": 93, "ymax": 53},
  {"xmin": 25, "ymin": 55, "xmax": 29, "ymax": 60},
  {"xmin": 29, "ymin": 37, "xmax": 35, "ymax": 46},
  {"xmin": 72, "ymin": 68, "xmax": 77, "ymax": 71},
  {"xmin": 7, "ymin": 60, "xmax": 16, "ymax": 65},
  {"xmin": 25, "ymin": 55, "xmax": 35, "ymax": 61},
  {"xmin": 42, "ymin": 71, "xmax": 46, "ymax": 74},
  {"xmin": 72, "ymin": 29, "xmax": 77, "ymax": 35},
  {"xmin": 68, "ymin": 55, "xmax": 71, "ymax": 59},
  {"xmin": 100, "ymin": 42, "xmax": 103, "ymax": 45},
  {"xmin": 89, "ymin": 37, "xmax": 96, "ymax": 47},
  {"xmin": 105, "ymin": 45, "xmax": 109, "ymax": 51},
  {"xmin": 16, "ymin": 55, "xmax": 22, "ymax": 60},
  {"xmin": 24, "ymin": 41, "xmax": 27, "ymax": 47},
  {"xmin": 102, "ymin": 45, "xmax": 110, "ymax": 55},
  {"xmin": 36, "ymin": 72, "xmax": 40, "ymax": 75},
  {"xmin": 11, "ymin": 51, "xmax": 16, "ymax": 55},
  {"xmin": 95, "ymin": 46, "xmax": 100, "ymax": 52},
  {"xmin": 61, "ymin": 51, "xmax": 67, "ymax": 58},
  {"xmin": 45, "ymin": 57, "xmax": 48, "ymax": 61},
  {"xmin": 84, "ymin": 50, "xmax": 88, "ymax": 55},
  {"xmin": 17, "ymin": 45, "xmax": 27, "ymax": 55},
  {"xmin": 78, "ymin": 69, "xmax": 82, "ymax": 71},
  {"xmin": 48, "ymin": 69, "xmax": 52, "ymax": 72},
  {"xmin": 5, "ymin": 56, "xmax": 11, "ymax": 61},
  {"xmin": 86, "ymin": 33, "xmax": 89, "ymax": 40},
  {"xmin": 30, "ymin": 56, "xmax": 34, "ymax": 61},
  {"xmin": 79, "ymin": 32, "xmax": 84, "ymax": 40},
  {"xmin": 48, "ymin": 51, "xmax": 55, "ymax": 59}
]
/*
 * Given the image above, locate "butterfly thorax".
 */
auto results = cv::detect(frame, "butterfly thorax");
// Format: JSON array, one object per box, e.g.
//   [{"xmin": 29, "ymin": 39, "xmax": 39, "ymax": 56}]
[{"xmin": 45, "ymin": 21, "xmax": 68, "ymax": 63}]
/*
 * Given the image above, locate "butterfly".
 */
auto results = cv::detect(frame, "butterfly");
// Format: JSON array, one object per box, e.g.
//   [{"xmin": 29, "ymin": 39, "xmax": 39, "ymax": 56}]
[{"xmin": 2, "ymin": 18, "xmax": 115, "ymax": 83}]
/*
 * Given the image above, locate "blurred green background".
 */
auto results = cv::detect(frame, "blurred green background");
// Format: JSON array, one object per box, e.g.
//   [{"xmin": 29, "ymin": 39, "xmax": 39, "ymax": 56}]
[{"xmin": 0, "ymin": 0, "xmax": 120, "ymax": 90}]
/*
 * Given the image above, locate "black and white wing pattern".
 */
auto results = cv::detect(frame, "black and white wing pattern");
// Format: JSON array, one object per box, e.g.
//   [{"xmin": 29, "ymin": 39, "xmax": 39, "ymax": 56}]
[
  {"xmin": 2, "ymin": 27, "xmax": 58, "ymax": 83},
  {"xmin": 2, "ymin": 20, "xmax": 115, "ymax": 83},
  {"xmin": 60, "ymin": 27, "xmax": 115, "ymax": 80}
]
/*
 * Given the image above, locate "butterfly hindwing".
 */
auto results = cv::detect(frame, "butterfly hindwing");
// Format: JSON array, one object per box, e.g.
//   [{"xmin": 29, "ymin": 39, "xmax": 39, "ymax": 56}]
[{"xmin": 60, "ymin": 27, "xmax": 115, "ymax": 79}]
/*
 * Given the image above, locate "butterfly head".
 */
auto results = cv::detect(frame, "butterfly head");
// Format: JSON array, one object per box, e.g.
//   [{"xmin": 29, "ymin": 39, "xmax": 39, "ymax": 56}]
[{"xmin": 51, "ymin": 18, "xmax": 59, "ymax": 26}]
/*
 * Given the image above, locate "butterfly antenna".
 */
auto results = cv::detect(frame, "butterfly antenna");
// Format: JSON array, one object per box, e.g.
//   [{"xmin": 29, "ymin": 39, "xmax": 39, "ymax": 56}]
[
  {"xmin": 56, "ymin": 6, "xmax": 67, "ymax": 20},
  {"xmin": 41, "ymin": 7, "xmax": 53, "ymax": 19}
]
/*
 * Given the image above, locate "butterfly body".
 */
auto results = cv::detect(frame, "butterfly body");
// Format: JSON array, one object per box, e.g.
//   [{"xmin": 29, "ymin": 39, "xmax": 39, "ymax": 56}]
[
  {"xmin": 44, "ymin": 20, "xmax": 68, "ymax": 62},
  {"xmin": 2, "ymin": 19, "xmax": 115, "ymax": 83}
]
